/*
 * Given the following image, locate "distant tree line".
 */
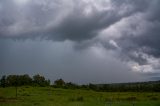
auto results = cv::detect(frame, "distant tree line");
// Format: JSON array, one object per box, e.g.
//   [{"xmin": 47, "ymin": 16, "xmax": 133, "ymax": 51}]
[
  {"xmin": 51, "ymin": 79, "xmax": 160, "ymax": 92},
  {"xmin": 88, "ymin": 82, "xmax": 160, "ymax": 92},
  {"xmin": 1, "ymin": 74, "xmax": 160, "ymax": 92}
]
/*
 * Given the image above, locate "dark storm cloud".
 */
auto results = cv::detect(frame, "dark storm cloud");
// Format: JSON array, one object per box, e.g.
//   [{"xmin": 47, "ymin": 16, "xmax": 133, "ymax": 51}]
[
  {"xmin": 1, "ymin": 0, "xmax": 160, "ymax": 82},
  {"xmin": 94, "ymin": 0, "xmax": 160, "ymax": 73},
  {"xmin": 114, "ymin": 0, "xmax": 160, "ymax": 63},
  {"xmin": 49, "ymin": 0, "xmax": 149, "ymax": 41},
  {"xmin": 0, "ymin": 0, "xmax": 150, "ymax": 41}
]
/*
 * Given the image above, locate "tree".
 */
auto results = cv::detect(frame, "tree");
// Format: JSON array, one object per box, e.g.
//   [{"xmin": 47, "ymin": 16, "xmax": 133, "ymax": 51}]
[
  {"xmin": 65, "ymin": 82, "xmax": 79, "ymax": 89},
  {"xmin": 33, "ymin": 74, "xmax": 50, "ymax": 86},
  {"xmin": 6, "ymin": 75, "xmax": 19, "ymax": 98},
  {"xmin": 0, "ymin": 75, "xmax": 6, "ymax": 88},
  {"xmin": 6, "ymin": 75, "xmax": 19, "ymax": 86},
  {"xmin": 19, "ymin": 74, "xmax": 32, "ymax": 85},
  {"xmin": 54, "ymin": 79, "xmax": 65, "ymax": 87},
  {"xmin": 89, "ymin": 83, "xmax": 98, "ymax": 91}
]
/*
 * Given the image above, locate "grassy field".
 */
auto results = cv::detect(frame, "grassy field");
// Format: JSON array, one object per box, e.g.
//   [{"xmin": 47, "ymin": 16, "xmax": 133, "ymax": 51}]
[{"xmin": 0, "ymin": 86, "xmax": 160, "ymax": 106}]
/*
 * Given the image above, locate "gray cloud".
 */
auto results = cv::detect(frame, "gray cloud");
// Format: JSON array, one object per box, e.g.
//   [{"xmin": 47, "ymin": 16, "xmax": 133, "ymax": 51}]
[
  {"xmin": 117, "ymin": 4, "xmax": 160, "ymax": 59},
  {"xmin": 0, "ymin": 0, "xmax": 150, "ymax": 41},
  {"xmin": 0, "ymin": 39, "xmax": 145, "ymax": 83},
  {"xmin": 97, "ymin": 0, "xmax": 160, "ymax": 73},
  {"xmin": 0, "ymin": 0, "xmax": 160, "ymax": 83}
]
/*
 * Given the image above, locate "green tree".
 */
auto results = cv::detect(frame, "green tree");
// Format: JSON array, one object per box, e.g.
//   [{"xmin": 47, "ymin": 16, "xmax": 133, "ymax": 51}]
[
  {"xmin": 19, "ymin": 74, "xmax": 32, "ymax": 85},
  {"xmin": 54, "ymin": 79, "xmax": 65, "ymax": 87},
  {"xmin": 65, "ymin": 82, "xmax": 79, "ymax": 89},
  {"xmin": 6, "ymin": 75, "xmax": 19, "ymax": 86},
  {"xmin": 33, "ymin": 74, "xmax": 49, "ymax": 86},
  {"xmin": 0, "ymin": 75, "xmax": 6, "ymax": 88},
  {"xmin": 6, "ymin": 75, "xmax": 19, "ymax": 98},
  {"xmin": 89, "ymin": 83, "xmax": 98, "ymax": 91}
]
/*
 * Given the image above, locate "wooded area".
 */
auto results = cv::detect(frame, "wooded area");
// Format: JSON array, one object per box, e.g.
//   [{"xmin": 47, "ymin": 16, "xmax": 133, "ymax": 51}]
[{"xmin": 1, "ymin": 74, "xmax": 160, "ymax": 92}]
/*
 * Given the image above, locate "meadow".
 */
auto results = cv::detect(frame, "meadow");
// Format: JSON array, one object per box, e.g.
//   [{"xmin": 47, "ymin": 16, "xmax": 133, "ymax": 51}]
[{"xmin": 0, "ymin": 86, "xmax": 160, "ymax": 106}]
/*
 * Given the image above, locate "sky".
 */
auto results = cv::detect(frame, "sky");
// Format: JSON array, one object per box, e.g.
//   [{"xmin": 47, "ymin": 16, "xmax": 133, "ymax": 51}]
[{"xmin": 0, "ymin": 0, "xmax": 160, "ymax": 84}]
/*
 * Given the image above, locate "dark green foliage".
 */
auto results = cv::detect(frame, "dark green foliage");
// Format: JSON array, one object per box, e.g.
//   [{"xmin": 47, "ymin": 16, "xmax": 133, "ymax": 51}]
[
  {"xmin": 80, "ymin": 85, "xmax": 89, "ymax": 90},
  {"xmin": 0, "ymin": 74, "xmax": 50, "ymax": 87},
  {"xmin": 89, "ymin": 81, "xmax": 160, "ymax": 92},
  {"xmin": 64, "ymin": 82, "xmax": 79, "ymax": 89},
  {"xmin": 6, "ymin": 75, "xmax": 19, "ymax": 86},
  {"xmin": 153, "ymin": 83, "xmax": 160, "ymax": 92},
  {"xmin": 33, "ymin": 74, "xmax": 50, "ymax": 87},
  {"xmin": 20, "ymin": 74, "xmax": 32, "ymax": 85},
  {"xmin": 89, "ymin": 83, "xmax": 98, "ymax": 91},
  {"xmin": 5, "ymin": 74, "xmax": 33, "ymax": 86},
  {"xmin": 54, "ymin": 79, "xmax": 65, "ymax": 87},
  {"xmin": 0, "ymin": 75, "xmax": 6, "ymax": 88},
  {"xmin": 1, "ymin": 74, "xmax": 160, "ymax": 92}
]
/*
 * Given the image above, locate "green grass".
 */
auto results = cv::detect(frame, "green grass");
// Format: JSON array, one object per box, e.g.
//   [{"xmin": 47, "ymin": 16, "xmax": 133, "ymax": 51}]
[{"xmin": 0, "ymin": 86, "xmax": 160, "ymax": 106}]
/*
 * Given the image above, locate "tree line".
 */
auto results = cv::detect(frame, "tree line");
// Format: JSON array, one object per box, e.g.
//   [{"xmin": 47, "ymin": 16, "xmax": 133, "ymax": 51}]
[
  {"xmin": 0, "ymin": 74, "xmax": 50, "ymax": 87},
  {"xmin": 0, "ymin": 74, "xmax": 78, "ymax": 88},
  {"xmin": 89, "ymin": 81, "xmax": 160, "ymax": 92},
  {"xmin": 1, "ymin": 74, "xmax": 160, "ymax": 92}
]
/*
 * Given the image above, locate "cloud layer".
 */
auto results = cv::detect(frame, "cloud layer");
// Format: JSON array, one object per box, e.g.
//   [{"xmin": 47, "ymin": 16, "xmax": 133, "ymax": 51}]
[
  {"xmin": 0, "ymin": 0, "xmax": 150, "ymax": 40},
  {"xmin": 0, "ymin": 0, "xmax": 160, "ymax": 82}
]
